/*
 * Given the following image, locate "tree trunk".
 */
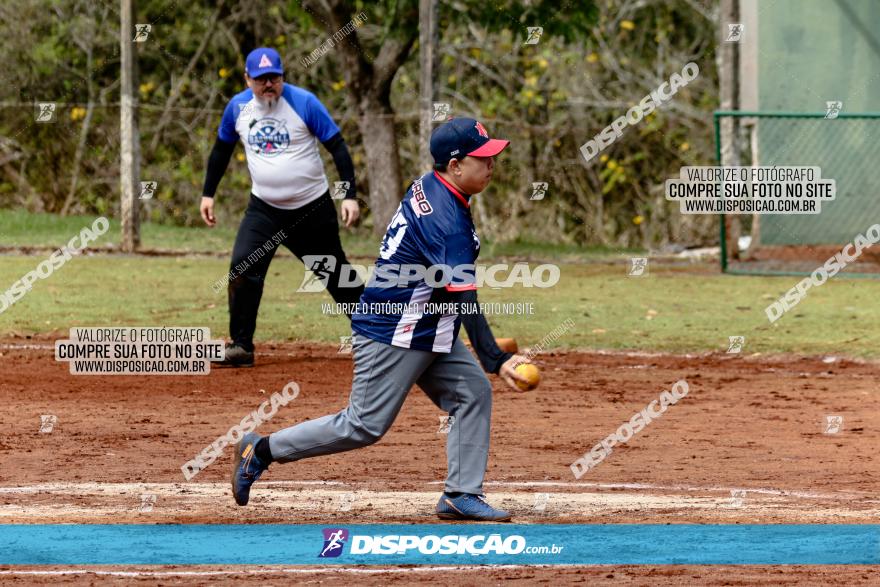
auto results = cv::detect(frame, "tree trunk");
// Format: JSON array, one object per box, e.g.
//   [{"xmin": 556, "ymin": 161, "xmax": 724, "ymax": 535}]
[
  {"xmin": 299, "ymin": 0, "xmax": 418, "ymax": 234},
  {"xmin": 120, "ymin": 0, "xmax": 141, "ymax": 252},
  {"xmin": 719, "ymin": 0, "xmax": 740, "ymax": 262},
  {"xmin": 357, "ymin": 99, "xmax": 403, "ymax": 234},
  {"xmin": 418, "ymin": 0, "xmax": 438, "ymax": 171}
]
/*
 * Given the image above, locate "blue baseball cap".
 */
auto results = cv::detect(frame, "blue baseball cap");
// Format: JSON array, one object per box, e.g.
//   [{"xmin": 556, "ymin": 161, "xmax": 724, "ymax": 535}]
[
  {"xmin": 430, "ymin": 118, "xmax": 510, "ymax": 165},
  {"xmin": 246, "ymin": 47, "xmax": 284, "ymax": 78}
]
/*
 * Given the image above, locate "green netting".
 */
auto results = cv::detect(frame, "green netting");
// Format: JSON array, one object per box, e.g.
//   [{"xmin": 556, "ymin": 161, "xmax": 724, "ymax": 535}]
[{"xmin": 714, "ymin": 111, "xmax": 880, "ymax": 276}]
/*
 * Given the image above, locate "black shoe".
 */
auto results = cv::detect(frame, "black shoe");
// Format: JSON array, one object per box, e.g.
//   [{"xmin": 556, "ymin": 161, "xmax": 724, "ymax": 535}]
[{"xmin": 217, "ymin": 343, "xmax": 254, "ymax": 367}]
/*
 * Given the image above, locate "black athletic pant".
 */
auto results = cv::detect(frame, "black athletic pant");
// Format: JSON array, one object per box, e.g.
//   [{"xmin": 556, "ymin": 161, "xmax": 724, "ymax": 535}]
[{"xmin": 228, "ymin": 192, "xmax": 364, "ymax": 351}]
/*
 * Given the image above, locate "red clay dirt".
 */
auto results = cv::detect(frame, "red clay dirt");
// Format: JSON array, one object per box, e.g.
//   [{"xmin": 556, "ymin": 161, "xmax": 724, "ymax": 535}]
[{"xmin": 1, "ymin": 338, "xmax": 878, "ymax": 584}]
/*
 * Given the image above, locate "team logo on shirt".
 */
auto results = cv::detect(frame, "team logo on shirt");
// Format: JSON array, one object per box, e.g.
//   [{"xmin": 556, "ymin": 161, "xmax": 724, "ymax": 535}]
[
  {"xmin": 247, "ymin": 117, "xmax": 290, "ymax": 156},
  {"xmin": 409, "ymin": 179, "xmax": 433, "ymax": 217}
]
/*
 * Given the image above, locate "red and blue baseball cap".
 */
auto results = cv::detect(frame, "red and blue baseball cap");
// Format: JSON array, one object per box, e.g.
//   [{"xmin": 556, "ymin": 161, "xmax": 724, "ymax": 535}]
[
  {"xmin": 430, "ymin": 118, "xmax": 510, "ymax": 165},
  {"xmin": 246, "ymin": 47, "xmax": 284, "ymax": 78}
]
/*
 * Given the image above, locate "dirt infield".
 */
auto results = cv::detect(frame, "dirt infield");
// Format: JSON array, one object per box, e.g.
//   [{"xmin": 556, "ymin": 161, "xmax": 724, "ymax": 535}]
[
  {"xmin": 2, "ymin": 338, "xmax": 878, "ymax": 584},
  {"xmin": 1, "ymin": 565, "xmax": 878, "ymax": 586}
]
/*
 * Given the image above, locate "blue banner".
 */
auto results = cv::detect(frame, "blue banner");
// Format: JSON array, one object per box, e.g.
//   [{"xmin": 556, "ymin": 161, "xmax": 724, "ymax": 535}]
[{"xmin": 1, "ymin": 524, "xmax": 878, "ymax": 565}]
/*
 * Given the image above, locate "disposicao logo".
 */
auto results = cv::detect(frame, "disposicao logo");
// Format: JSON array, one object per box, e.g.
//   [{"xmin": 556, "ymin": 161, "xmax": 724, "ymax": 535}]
[
  {"xmin": 318, "ymin": 528, "xmax": 349, "ymax": 558},
  {"xmin": 317, "ymin": 531, "xmax": 562, "ymax": 557}
]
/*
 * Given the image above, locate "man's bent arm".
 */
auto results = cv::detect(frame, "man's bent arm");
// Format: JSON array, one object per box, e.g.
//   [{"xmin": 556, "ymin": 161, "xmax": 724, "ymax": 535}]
[
  {"xmin": 450, "ymin": 288, "xmax": 512, "ymax": 374},
  {"xmin": 322, "ymin": 132, "xmax": 357, "ymax": 200},
  {"xmin": 202, "ymin": 137, "xmax": 237, "ymax": 198}
]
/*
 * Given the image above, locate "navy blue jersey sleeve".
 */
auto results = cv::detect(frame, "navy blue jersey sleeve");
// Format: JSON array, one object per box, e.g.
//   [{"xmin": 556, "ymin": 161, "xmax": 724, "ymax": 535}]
[
  {"xmin": 398, "ymin": 174, "xmax": 479, "ymax": 291},
  {"xmin": 218, "ymin": 101, "xmax": 239, "ymax": 143},
  {"xmin": 303, "ymin": 93, "xmax": 341, "ymax": 142},
  {"xmin": 423, "ymin": 230, "xmax": 478, "ymax": 291}
]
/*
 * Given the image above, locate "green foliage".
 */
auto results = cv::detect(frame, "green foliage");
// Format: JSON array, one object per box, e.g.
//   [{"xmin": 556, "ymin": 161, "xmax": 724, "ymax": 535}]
[
  {"xmin": 451, "ymin": 0, "xmax": 597, "ymax": 41},
  {"xmin": 0, "ymin": 0, "xmax": 720, "ymax": 249}
]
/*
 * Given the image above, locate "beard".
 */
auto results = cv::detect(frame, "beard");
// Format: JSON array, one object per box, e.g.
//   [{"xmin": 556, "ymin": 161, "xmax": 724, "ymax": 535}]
[{"xmin": 256, "ymin": 94, "xmax": 278, "ymax": 109}]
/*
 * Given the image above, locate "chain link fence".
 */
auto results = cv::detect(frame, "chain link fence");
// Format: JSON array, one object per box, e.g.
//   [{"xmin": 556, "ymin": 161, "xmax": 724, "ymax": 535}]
[{"xmin": 716, "ymin": 111, "xmax": 880, "ymax": 276}]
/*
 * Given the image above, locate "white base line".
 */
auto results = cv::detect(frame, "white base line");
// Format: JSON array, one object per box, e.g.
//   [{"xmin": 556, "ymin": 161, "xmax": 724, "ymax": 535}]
[
  {"xmin": 428, "ymin": 480, "xmax": 878, "ymax": 501},
  {"xmin": 0, "ymin": 565, "xmax": 573, "ymax": 577},
  {"xmin": 0, "ymin": 480, "xmax": 875, "ymax": 502},
  {"xmin": 0, "ymin": 481, "xmax": 344, "ymax": 494}
]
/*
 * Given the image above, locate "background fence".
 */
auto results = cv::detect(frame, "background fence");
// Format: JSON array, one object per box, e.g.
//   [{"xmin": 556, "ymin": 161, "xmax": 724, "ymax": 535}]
[{"xmin": 715, "ymin": 111, "xmax": 880, "ymax": 276}]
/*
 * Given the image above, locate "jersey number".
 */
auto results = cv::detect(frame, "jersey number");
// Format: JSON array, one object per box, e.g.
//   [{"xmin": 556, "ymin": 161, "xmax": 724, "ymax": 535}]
[{"xmin": 379, "ymin": 208, "xmax": 408, "ymax": 260}]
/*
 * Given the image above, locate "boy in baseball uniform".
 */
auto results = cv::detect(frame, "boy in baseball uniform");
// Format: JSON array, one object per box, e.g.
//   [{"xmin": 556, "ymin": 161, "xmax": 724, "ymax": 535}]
[{"xmin": 232, "ymin": 118, "xmax": 531, "ymax": 521}]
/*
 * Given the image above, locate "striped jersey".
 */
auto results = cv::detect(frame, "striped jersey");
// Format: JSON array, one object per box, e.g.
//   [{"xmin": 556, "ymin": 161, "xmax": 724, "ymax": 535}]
[
  {"xmin": 351, "ymin": 171, "xmax": 480, "ymax": 352},
  {"xmin": 218, "ymin": 83, "xmax": 340, "ymax": 209}
]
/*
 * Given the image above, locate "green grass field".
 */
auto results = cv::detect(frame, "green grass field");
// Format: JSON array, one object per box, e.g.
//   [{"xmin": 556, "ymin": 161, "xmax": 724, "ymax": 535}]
[
  {"xmin": 2, "ymin": 210, "xmax": 879, "ymax": 357},
  {"xmin": 0, "ymin": 210, "xmax": 631, "ymax": 261},
  {"xmin": 2, "ymin": 252, "xmax": 879, "ymax": 357}
]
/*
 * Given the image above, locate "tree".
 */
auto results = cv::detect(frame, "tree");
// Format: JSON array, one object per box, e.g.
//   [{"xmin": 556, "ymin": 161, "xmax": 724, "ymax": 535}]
[
  {"xmin": 300, "ymin": 0, "xmax": 419, "ymax": 234},
  {"xmin": 120, "ymin": 0, "xmax": 141, "ymax": 251},
  {"xmin": 297, "ymin": 0, "xmax": 596, "ymax": 234}
]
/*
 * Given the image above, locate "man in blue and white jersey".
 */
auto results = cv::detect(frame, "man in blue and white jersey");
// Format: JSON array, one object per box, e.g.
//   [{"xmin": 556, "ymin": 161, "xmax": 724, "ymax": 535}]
[
  {"xmin": 200, "ymin": 47, "xmax": 363, "ymax": 366},
  {"xmin": 231, "ymin": 118, "xmax": 533, "ymax": 522}
]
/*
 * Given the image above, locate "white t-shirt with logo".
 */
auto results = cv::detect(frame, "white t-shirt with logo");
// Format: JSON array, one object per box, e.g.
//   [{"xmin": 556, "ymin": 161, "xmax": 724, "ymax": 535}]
[{"xmin": 218, "ymin": 83, "xmax": 340, "ymax": 209}]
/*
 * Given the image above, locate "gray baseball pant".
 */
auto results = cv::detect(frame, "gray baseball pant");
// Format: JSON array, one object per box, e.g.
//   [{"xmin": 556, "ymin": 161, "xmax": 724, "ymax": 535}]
[{"xmin": 268, "ymin": 333, "xmax": 493, "ymax": 495}]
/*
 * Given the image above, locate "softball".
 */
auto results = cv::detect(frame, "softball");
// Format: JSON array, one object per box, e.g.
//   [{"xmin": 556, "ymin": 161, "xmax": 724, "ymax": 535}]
[{"xmin": 514, "ymin": 363, "xmax": 540, "ymax": 391}]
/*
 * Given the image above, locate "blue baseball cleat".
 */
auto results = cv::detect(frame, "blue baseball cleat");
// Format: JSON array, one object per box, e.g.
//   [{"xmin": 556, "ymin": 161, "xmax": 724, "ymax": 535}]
[
  {"xmin": 436, "ymin": 493, "xmax": 512, "ymax": 522},
  {"xmin": 231, "ymin": 432, "xmax": 267, "ymax": 506}
]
